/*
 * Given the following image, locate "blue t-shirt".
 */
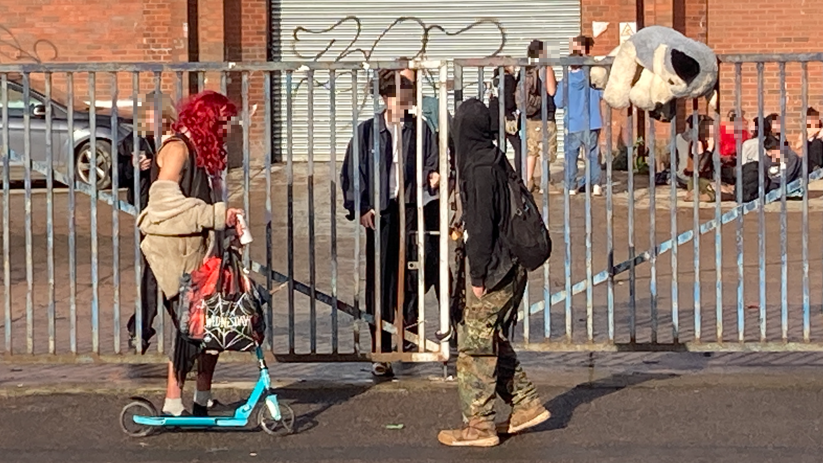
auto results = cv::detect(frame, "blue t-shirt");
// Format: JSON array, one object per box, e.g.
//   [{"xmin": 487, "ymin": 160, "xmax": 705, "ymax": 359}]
[{"xmin": 553, "ymin": 69, "xmax": 603, "ymax": 133}]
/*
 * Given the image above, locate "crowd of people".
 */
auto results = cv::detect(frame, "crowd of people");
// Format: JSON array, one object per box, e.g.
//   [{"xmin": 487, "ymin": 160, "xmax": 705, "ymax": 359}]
[
  {"xmin": 674, "ymin": 108, "xmax": 823, "ymax": 202},
  {"xmin": 120, "ymin": 34, "xmax": 823, "ymax": 448},
  {"xmin": 487, "ymin": 36, "xmax": 823, "ymax": 205}
]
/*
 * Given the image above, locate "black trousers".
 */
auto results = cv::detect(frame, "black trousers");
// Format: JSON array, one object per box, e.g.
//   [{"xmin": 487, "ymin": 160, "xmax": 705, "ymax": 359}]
[
  {"xmin": 126, "ymin": 258, "xmax": 160, "ymax": 347},
  {"xmin": 498, "ymin": 132, "xmax": 523, "ymax": 175},
  {"xmin": 366, "ymin": 200, "xmax": 402, "ymax": 353},
  {"xmin": 367, "ymin": 199, "xmax": 444, "ymax": 353},
  {"xmin": 405, "ymin": 201, "xmax": 443, "ymax": 318}
]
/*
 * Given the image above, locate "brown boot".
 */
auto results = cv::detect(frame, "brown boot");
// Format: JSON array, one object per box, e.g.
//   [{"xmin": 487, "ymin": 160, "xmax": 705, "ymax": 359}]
[
  {"xmin": 496, "ymin": 402, "xmax": 550, "ymax": 435},
  {"xmin": 438, "ymin": 418, "xmax": 500, "ymax": 447}
]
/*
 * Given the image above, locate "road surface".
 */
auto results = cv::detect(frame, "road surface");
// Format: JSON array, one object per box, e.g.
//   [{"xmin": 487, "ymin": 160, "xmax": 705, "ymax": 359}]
[{"xmin": 2, "ymin": 373, "xmax": 823, "ymax": 462}]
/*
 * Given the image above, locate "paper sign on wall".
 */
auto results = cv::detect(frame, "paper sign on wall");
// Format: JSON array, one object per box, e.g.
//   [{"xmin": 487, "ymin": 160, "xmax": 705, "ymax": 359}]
[
  {"xmin": 592, "ymin": 21, "xmax": 609, "ymax": 38},
  {"xmin": 619, "ymin": 22, "xmax": 636, "ymax": 44}
]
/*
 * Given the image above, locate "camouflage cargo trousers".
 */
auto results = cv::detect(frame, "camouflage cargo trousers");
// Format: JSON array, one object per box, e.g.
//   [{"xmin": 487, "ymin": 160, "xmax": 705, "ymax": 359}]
[{"xmin": 457, "ymin": 265, "xmax": 539, "ymax": 423}]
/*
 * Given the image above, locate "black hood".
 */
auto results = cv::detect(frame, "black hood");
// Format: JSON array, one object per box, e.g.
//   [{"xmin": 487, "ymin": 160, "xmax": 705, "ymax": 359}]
[{"xmin": 454, "ymin": 98, "xmax": 500, "ymax": 174}]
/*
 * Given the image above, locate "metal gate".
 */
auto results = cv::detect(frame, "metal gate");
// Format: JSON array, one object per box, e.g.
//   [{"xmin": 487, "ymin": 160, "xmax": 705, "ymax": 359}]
[
  {"xmin": 2, "ymin": 54, "xmax": 823, "ymax": 364},
  {"xmin": 0, "ymin": 60, "xmax": 453, "ymax": 363}
]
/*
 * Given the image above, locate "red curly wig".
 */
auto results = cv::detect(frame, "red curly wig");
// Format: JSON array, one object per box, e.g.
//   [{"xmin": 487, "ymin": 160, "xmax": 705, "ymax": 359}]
[{"xmin": 172, "ymin": 90, "xmax": 238, "ymax": 176}]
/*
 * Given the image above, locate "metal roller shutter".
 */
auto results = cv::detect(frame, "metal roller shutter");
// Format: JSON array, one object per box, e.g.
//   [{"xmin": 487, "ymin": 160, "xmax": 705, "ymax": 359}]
[{"xmin": 272, "ymin": 1, "xmax": 581, "ymax": 161}]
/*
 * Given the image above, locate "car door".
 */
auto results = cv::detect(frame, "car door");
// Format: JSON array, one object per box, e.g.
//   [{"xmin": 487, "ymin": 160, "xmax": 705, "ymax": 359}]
[
  {"xmin": 3, "ymin": 86, "xmax": 28, "ymax": 171},
  {"xmin": 2, "ymin": 84, "xmax": 70, "ymax": 180}
]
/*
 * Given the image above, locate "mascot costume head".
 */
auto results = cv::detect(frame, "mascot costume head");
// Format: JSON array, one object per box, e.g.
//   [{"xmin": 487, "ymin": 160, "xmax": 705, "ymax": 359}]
[{"xmin": 590, "ymin": 26, "xmax": 718, "ymax": 122}]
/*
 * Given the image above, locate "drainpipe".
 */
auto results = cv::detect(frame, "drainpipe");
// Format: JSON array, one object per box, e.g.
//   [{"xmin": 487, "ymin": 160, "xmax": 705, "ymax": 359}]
[{"xmin": 635, "ymin": 0, "xmax": 646, "ymax": 151}]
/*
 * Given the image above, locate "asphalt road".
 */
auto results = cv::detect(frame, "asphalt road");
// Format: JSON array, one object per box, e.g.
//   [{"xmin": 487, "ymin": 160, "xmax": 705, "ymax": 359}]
[{"xmin": 2, "ymin": 377, "xmax": 823, "ymax": 463}]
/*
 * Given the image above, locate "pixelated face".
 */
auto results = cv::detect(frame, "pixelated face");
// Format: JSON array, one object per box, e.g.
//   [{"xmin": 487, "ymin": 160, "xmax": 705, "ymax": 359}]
[
  {"xmin": 383, "ymin": 75, "xmax": 415, "ymax": 115},
  {"xmin": 136, "ymin": 95, "xmax": 175, "ymax": 136},
  {"xmin": 772, "ymin": 119, "xmax": 782, "ymax": 134},
  {"xmin": 571, "ymin": 39, "xmax": 587, "ymax": 57},
  {"xmin": 220, "ymin": 110, "xmax": 238, "ymax": 139},
  {"xmin": 135, "ymin": 107, "xmax": 156, "ymax": 136},
  {"xmin": 398, "ymin": 68, "xmax": 419, "ymax": 107}
]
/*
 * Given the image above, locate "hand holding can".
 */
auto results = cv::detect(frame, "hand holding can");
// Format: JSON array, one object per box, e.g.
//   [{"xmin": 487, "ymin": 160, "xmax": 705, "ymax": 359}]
[{"xmin": 236, "ymin": 213, "xmax": 253, "ymax": 245}]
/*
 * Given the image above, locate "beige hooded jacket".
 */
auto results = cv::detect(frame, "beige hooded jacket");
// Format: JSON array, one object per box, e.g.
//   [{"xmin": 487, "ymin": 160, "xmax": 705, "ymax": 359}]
[{"xmin": 137, "ymin": 179, "xmax": 227, "ymax": 298}]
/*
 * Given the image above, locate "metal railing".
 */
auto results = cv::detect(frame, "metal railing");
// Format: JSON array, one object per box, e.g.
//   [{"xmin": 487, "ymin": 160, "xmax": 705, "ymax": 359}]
[
  {"xmin": 2, "ymin": 54, "xmax": 823, "ymax": 363},
  {"xmin": 456, "ymin": 54, "xmax": 823, "ymax": 351}
]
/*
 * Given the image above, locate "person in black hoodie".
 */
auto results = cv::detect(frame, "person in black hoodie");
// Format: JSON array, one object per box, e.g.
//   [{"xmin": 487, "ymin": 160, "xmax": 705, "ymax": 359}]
[
  {"xmin": 488, "ymin": 63, "xmax": 522, "ymax": 168},
  {"xmin": 122, "ymin": 91, "xmax": 177, "ymax": 354},
  {"xmin": 438, "ymin": 98, "xmax": 548, "ymax": 448},
  {"xmin": 340, "ymin": 69, "xmax": 439, "ymax": 377}
]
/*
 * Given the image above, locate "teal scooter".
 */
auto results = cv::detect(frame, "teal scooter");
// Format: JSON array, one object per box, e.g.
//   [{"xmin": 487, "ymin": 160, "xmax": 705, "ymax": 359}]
[{"xmin": 119, "ymin": 346, "xmax": 294, "ymax": 437}]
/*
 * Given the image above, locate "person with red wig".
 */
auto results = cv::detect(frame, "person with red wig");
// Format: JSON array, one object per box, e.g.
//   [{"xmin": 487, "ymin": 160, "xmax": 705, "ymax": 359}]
[{"xmin": 137, "ymin": 90, "xmax": 244, "ymax": 417}]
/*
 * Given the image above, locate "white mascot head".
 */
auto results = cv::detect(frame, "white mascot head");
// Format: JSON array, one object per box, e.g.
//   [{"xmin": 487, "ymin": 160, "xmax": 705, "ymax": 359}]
[{"xmin": 590, "ymin": 26, "xmax": 718, "ymax": 122}]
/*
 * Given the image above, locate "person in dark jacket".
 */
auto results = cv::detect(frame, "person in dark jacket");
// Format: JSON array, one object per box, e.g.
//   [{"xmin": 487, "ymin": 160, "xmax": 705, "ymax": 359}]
[
  {"xmin": 801, "ymin": 107, "xmax": 823, "ymax": 172},
  {"xmin": 123, "ymin": 91, "xmax": 177, "ymax": 354},
  {"xmin": 121, "ymin": 91, "xmax": 177, "ymax": 209},
  {"xmin": 438, "ymin": 98, "xmax": 548, "ymax": 448},
  {"xmin": 738, "ymin": 117, "xmax": 779, "ymax": 203},
  {"xmin": 340, "ymin": 69, "xmax": 439, "ymax": 377},
  {"xmin": 488, "ymin": 63, "xmax": 522, "ymax": 167}
]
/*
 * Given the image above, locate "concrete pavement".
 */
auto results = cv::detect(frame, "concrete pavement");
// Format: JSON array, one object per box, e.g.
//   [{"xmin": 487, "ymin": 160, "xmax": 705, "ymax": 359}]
[{"xmin": 3, "ymin": 370, "xmax": 823, "ymax": 462}]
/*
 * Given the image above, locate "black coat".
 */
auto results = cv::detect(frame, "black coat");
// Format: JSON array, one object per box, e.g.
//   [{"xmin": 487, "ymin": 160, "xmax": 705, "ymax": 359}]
[
  {"xmin": 454, "ymin": 98, "xmax": 515, "ymax": 291},
  {"xmin": 119, "ymin": 134, "xmax": 157, "ymax": 209},
  {"xmin": 340, "ymin": 110, "xmax": 439, "ymax": 220}
]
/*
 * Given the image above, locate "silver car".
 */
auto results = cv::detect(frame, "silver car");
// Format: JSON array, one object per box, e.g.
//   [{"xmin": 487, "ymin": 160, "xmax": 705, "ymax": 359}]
[{"xmin": 3, "ymin": 80, "xmax": 132, "ymax": 188}]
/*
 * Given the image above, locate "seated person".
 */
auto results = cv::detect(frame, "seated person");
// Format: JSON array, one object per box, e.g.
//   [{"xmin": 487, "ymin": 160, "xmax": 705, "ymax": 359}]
[
  {"xmin": 766, "ymin": 141, "xmax": 802, "ymax": 189},
  {"xmin": 800, "ymin": 107, "xmax": 823, "ymax": 173},
  {"xmin": 738, "ymin": 121, "xmax": 779, "ymax": 203},
  {"xmin": 682, "ymin": 117, "xmax": 718, "ymax": 201},
  {"xmin": 719, "ymin": 109, "xmax": 751, "ymax": 164},
  {"xmin": 675, "ymin": 115, "xmax": 712, "ymax": 187}
]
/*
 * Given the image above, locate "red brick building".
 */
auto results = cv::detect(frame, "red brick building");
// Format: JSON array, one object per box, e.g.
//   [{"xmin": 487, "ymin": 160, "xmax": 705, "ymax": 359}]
[
  {"xmin": 585, "ymin": 0, "xmax": 822, "ymax": 145},
  {"xmin": 2, "ymin": 0, "xmax": 818, "ymax": 164}
]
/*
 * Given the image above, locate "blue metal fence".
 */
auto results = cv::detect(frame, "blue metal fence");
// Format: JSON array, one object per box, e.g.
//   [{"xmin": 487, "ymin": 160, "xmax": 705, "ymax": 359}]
[{"xmin": 2, "ymin": 54, "xmax": 823, "ymax": 363}]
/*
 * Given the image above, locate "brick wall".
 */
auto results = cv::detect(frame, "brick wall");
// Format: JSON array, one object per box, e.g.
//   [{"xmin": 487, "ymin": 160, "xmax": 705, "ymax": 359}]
[
  {"xmin": 581, "ymin": 0, "xmax": 638, "ymax": 150},
  {"xmin": 581, "ymin": 0, "xmax": 820, "ymax": 156},
  {"xmin": 224, "ymin": 0, "xmax": 268, "ymax": 168},
  {"xmin": 708, "ymin": 0, "xmax": 823, "ymax": 141},
  {"xmin": 0, "ymin": 0, "xmax": 269, "ymax": 166},
  {"xmin": 0, "ymin": 0, "xmax": 188, "ymax": 106}
]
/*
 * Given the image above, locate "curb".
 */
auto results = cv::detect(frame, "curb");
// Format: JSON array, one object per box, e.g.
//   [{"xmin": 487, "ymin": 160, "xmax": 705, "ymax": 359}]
[{"xmin": 6, "ymin": 368, "xmax": 823, "ymax": 398}]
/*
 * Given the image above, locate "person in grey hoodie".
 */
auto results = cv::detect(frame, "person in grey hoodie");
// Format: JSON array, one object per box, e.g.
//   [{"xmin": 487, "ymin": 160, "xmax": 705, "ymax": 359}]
[{"xmin": 544, "ymin": 35, "xmax": 604, "ymax": 196}]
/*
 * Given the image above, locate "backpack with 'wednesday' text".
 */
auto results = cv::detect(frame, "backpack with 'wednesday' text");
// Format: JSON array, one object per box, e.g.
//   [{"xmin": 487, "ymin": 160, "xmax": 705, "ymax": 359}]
[{"xmin": 495, "ymin": 154, "xmax": 551, "ymax": 271}]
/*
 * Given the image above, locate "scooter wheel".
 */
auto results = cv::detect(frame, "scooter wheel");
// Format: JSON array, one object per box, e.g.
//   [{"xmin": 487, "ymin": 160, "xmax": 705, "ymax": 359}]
[
  {"xmin": 120, "ymin": 399, "xmax": 157, "ymax": 437},
  {"xmin": 258, "ymin": 402, "xmax": 295, "ymax": 436}
]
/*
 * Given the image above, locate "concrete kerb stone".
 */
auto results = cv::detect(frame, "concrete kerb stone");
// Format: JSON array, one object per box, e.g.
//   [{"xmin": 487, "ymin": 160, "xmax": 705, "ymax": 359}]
[{"xmin": 7, "ymin": 363, "xmax": 823, "ymax": 398}]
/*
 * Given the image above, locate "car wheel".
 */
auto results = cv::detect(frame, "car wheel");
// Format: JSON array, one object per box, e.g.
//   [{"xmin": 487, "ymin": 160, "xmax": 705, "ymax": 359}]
[{"xmin": 76, "ymin": 139, "xmax": 112, "ymax": 190}]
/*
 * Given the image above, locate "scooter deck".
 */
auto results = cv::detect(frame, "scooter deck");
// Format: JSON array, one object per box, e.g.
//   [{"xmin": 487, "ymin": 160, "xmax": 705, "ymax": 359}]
[{"xmin": 133, "ymin": 415, "xmax": 251, "ymax": 427}]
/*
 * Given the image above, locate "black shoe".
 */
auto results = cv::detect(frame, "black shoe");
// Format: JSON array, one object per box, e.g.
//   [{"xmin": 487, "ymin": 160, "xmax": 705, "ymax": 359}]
[
  {"xmin": 192, "ymin": 403, "xmax": 209, "ymax": 417},
  {"xmin": 128, "ymin": 336, "xmax": 150, "ymax": 355},
  {"xmin": 402, "ymin": 340, "xmax": 418, "ymax": 353}
]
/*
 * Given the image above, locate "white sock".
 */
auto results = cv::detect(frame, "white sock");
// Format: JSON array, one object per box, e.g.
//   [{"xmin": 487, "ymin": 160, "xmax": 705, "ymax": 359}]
[
  {"xmin": 162, "ymin": 398, "xmax": 185, "ymax": 416},
  {"xmin": 194, "ymin": 389, "xmax": 213, "ymax": 408}
]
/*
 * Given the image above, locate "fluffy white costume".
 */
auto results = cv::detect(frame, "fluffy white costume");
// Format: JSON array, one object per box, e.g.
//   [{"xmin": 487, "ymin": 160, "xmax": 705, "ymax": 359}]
[{"xmin": 590, "ymin": 26, "xmax": 718, "ymax": 122}]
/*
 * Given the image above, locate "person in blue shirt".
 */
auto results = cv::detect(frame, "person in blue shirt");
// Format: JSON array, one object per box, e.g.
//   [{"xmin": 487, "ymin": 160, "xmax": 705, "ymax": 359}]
[{"xmin": 545, "ymin": 35, "xmax": 604, "ymax": 196}]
